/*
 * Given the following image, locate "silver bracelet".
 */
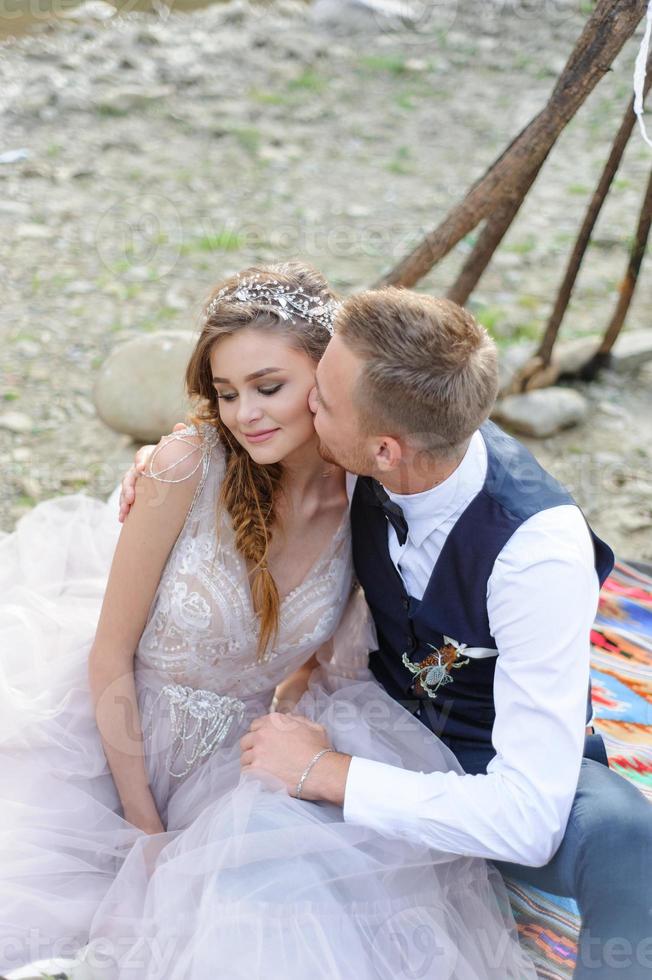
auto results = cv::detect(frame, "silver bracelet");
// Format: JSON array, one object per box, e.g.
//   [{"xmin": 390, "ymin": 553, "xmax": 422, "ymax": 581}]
[{"xmin": 296, "ymin": 747, "xmax": 335, "ymax": 801}]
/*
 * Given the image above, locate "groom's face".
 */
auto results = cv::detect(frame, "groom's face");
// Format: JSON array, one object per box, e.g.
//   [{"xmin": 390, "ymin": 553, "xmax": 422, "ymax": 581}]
[{"xmin": 310, "ymin": 335, "xmax": 375, "ymax": 476}]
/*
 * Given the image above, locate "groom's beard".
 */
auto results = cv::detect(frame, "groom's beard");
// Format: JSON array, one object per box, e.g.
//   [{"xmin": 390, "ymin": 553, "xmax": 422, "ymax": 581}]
[
  {"xmin": 317, "ymin": 438, "xmax": 371, "ymax": 478},
  {"xmin": 317, "ymin": 439, "xmax": 338, "ymax": 466}
]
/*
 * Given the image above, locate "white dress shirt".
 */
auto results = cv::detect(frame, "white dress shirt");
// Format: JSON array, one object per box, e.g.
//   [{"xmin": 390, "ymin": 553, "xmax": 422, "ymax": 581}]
[{"xmin": 342, "ymin": 431, "xmax": 600, "ymax": 867}]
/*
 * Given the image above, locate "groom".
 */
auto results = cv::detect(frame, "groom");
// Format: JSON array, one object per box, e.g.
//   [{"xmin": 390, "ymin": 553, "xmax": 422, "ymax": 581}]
[
  {"xmin": 240, "ymin": 288, "xmax": 652, "ymax": 980},
  {"xmin": 122, "ymin": 287, "xmax": 651, "ymax": 978}
]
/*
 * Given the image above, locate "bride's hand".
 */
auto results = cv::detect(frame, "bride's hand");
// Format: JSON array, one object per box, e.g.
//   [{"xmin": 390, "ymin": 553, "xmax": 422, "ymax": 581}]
[{"xmin": 118, "ymin": 422, "xmax": 187, "ymax": 523}]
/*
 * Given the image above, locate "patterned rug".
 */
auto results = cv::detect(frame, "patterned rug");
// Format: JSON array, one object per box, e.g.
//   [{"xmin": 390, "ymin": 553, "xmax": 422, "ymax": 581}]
[{"xmin": 505, "ymin": 561, "xmax": 652, "ymax": 978}]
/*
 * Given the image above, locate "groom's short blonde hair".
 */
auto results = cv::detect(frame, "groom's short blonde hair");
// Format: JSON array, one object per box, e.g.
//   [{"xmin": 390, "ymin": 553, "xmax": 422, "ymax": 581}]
[{"xmin": 335, "ymin": 287, "xmax": 499, "ymax": 458}]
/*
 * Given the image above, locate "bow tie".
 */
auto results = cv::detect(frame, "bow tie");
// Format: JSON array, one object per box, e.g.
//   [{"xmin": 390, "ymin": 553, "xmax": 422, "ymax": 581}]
[{"xmin": 370, "ymin": 479, "xmax": 409, "ymax": 547}]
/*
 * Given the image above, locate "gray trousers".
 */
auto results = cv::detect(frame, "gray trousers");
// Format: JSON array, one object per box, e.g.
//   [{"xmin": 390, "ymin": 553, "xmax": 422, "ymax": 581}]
[{"xmin": 452, "ymin": 735, "xmax": 652, "ymax": 979}]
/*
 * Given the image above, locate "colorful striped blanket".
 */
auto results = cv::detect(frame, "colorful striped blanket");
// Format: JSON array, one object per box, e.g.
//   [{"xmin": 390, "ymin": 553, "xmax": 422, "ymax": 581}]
[{"xmin": 505, "ymin": 561, "xmax": 652, "ymax": 977}]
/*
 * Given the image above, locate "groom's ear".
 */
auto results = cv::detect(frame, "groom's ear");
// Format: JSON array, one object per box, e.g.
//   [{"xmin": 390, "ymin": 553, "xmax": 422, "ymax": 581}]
[{"xmin": 374, "ymin": 436, "xmax": 404, "ymax": 473}]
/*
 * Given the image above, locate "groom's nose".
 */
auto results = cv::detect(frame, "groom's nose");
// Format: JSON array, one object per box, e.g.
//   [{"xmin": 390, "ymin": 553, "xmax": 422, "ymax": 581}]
[{"xmin": 308, "ymin": 386, "xmax": 318, "ymax": 414}]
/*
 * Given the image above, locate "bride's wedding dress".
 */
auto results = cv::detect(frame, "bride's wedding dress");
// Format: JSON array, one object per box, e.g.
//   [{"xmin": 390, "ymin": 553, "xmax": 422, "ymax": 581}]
[{"xmin": 0, "ymin": 423, "xmax": 536, "ymax": 979}]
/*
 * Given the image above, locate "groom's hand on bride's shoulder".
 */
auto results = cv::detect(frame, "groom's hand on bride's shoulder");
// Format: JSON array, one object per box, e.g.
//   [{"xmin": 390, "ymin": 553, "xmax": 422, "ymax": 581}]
[{"xmin": 118, "ymin": 422, "xmax": 187, "ymax": 523}]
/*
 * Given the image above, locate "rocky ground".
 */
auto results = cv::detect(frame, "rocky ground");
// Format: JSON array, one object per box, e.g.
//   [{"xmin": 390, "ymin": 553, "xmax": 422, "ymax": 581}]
[{"xmin": 1, "ymin": 0, "xmax": 651, "ymax": 559}]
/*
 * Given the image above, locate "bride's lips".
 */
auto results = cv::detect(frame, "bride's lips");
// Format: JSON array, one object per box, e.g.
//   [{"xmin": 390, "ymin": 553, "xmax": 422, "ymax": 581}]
[{"xmin": 243, "ymin": 428, "xmax": 280, "ymax": 444}]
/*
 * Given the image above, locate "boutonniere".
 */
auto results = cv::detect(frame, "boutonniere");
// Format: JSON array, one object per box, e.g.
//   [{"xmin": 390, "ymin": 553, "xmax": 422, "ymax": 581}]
[{"xmin": 401, "ymin": 637, "xmax": 470, "ymax": 700}]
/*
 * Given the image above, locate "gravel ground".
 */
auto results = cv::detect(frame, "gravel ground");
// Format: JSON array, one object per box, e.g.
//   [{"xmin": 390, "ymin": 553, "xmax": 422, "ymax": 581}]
[{"xmin": 1, "ymin": 0, "xmax": 651, "ymax": 558}]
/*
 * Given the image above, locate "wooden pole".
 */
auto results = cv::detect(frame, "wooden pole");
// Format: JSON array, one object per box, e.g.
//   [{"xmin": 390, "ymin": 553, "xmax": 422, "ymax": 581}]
[
  {"xmin": 376, "ymin": 0, "xmax": 647, "ymax": 289},
  {"xmin": 446, "ymin": 168, "xmax": 540, "ymax": 306},
  {"xmin": 535, "ymin": 62, "xmax": 652, "ymax": 368},
  {"xmin": 597, "ymin": 165, "xmax": 652, "ymax": 357}
]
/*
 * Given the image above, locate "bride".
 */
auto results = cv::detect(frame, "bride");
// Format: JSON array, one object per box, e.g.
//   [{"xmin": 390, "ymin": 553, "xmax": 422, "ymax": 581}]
[{"xmin": 0, "ymin": 261, "xmax": 536, "ymax": 979}]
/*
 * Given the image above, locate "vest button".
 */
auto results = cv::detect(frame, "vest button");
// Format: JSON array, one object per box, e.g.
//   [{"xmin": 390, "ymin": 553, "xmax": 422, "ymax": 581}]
[
  {"xmin": 405, "ymin": 636, "xmax": 417, "ymax": 653},
  {"xmin": 402, "ymin": 598, "xmax": 410, "ymax": 610}
]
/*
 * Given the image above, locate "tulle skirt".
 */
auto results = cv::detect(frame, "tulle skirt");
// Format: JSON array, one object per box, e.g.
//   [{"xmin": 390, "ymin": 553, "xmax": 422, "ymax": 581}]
[{"xmin": 0, "ymin": 490, "xmax": 536, "ymax": 979}]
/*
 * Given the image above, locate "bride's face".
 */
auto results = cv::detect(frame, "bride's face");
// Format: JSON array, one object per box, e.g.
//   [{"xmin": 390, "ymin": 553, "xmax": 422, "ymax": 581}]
[{"xmin": 210, "ymin": 327, "xmax": 318, "ymax": 464}]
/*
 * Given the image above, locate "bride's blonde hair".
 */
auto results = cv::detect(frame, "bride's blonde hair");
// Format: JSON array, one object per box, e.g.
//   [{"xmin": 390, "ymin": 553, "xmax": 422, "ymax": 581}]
[{"xmin": 185, "ymin": 261, "xmax": 338, "ymax": 661}]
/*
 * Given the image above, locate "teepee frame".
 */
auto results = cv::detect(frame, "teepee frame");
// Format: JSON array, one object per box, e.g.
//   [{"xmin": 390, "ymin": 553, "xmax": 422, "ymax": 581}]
[{"xmin": 376, "ymin": 0, "xmax": 651, "ymax": 391}]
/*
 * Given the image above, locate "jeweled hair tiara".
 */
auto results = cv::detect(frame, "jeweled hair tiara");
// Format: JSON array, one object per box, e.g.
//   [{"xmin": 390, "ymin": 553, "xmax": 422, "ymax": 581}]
[{"xmin": 205, "ymin": 275, "xmax": 339, "ymax": 336}]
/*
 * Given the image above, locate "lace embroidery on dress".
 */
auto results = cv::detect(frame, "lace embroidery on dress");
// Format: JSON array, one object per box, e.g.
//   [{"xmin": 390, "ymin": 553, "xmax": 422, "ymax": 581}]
[
  {"xmin": 142, "ymin": 683, "xmax": 246, "ymax": 778},
  {"xmin": 139, "ymin": 424, "xmax": 250, "ymax": 778},
  {"xmin": 136, "ymin": 422, "xmax": 356, "ymax": 778}
]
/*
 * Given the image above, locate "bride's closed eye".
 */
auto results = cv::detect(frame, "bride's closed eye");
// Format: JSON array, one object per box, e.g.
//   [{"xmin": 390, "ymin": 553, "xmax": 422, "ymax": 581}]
[{"xmin": 216, "ymin": 384, "xmax": 284, "ymax": 402}]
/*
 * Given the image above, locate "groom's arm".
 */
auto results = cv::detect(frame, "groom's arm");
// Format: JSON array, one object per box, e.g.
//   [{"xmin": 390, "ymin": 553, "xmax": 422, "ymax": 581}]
[{"xmin": 315, "ymin": 506, "xmax": 599, "ymax": 867}]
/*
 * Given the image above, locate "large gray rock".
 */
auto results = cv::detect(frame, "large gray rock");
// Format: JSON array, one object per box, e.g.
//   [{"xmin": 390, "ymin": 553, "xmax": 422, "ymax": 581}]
[
  {"xmin": 311, "ymin": 0, "xmax": 419, "ymax": 33},
  {"xmin": 497, "ymin": 337, "xmax": 600, "ymax": 394},
  {"xmin": 93, "ymin": 331, "xmax": 196, "ymax": 443},
  {"xmin": 491, "ymin": 387, "xmax": 588, "ymax": 438},
  {"xmin": 553, "ymin": 336, "xmax": 600, "ymax": 376},
  {"xmin": 609, "ymin": 329, "xmax": 652, "ymax": 372},
  {"xmin": 61, "ymin": 0, "xmax": 116, "ymax": 20},
  {"xmin": 0, "ymin": 411, "xmax": 34, "ymax": 434},
  {"xmin": 498, "ymin": 330, "xmax": 652, "ymax": 393},
  {"xmin": 497, "ymin": 342, "xmax": 537, "ymax": 396},
  {"xmin": 497, "ymin": 342, "xmax": 559, "ymax": 395},
  {"xmin": 548, "ymin": 330, "xmax": 652, "ymax": 376}
]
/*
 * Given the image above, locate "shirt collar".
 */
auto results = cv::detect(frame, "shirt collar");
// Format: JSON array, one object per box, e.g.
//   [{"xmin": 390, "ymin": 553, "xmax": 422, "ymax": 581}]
[{"xmin": 385, "ymin": 430, "xmax": 488, "ymax": 548}]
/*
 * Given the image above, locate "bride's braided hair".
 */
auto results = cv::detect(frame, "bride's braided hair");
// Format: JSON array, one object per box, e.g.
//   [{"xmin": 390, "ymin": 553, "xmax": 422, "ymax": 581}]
[{"xmin": 185, "ymin": 262, "xmax": 338, "ymax": 661}]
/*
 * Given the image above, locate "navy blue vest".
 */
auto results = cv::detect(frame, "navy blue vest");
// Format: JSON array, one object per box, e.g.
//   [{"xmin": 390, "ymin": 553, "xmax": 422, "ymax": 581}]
[{"xmin": 351, "ymin": 421, "xmax": 614, "ymax": 766}]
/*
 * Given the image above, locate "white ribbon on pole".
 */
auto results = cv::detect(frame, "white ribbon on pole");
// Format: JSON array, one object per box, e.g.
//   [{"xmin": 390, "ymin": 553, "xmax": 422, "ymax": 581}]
[{"xmin": 634, "ymin": 0, "xmax": 652, "ymax": 148}]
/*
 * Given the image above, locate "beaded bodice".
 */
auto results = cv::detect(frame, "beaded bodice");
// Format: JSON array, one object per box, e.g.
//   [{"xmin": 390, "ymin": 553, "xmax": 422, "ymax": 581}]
[{"xmin": 136, "ymin": 423, "xmax": 354, "ymax": 703}]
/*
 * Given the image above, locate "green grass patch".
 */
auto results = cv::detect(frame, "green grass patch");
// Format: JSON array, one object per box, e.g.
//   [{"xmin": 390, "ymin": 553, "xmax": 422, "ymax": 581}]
[
  {"xmin": 613, "ymin": 177, "xmax": 632, "ymax": 192},
  {"xmin": 249, "ymin": 88, "xmax": 291, "ymax": 106},
  {"xmin": 181, "ymin": 230, "xmax": 246, "ymax": 254},
  {"xmin": 386, "ymin": 146, "xmax": 413, "ymax": 175},
  {"xmin": 517, "ymin": 294, "xmax": 541, "ymax": 311},
  {"xmin": 107, "ymin": 258, "xmax": 134, "ymax": 275},
  {"xmin": 122, "ymin": 283, "xmax": 142, "ymax": 300},
  {"xmin": 553, "ymin": 230, "xmax": 575, "ymax": 249},
  {"xmin": 136, "ymin": 318, "xmax": 161, "ymax": 332},
  {"xmin": 395, "ymin": 92, "xmax": 417, "ymax": 110},
  {"xmin": 475, "ymin": 305, "xmax": 505, "ymax": 334},
  {"xmin": 510, "ymin": 320, "xmax": 541, "ymax": 342},
  {"xmin": 513, "ymin": 53, "xmax": 533, "ymax": 72},
  {"xmin": 96, "ymin": 103, "xmax": 129, "ymax": 118},
  {"xmin": 157, "ymin": 305, "xmax": 178, "ymax": 319},
  {"xmin": 359, "ymin": 54, "xmax": 408, "ymax": 76},
  {"xmin": 16, "ymin": 494, "xmax": 36, "ymax": 508},
  {"xmin": 230, "ymin": 127, "xmax": 261, "ymax": 155},
  {"xmin": 287, "ymin": 70, "xmax": 326, "ymax": 92},
  {"xmin": 504, "ymin": 234, "xmax": 537, "ymax": 255}
]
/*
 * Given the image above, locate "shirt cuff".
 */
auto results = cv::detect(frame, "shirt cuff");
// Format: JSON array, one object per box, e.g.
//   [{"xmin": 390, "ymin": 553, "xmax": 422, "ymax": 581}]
[{"xmin": 343, "ymin": 755, "xmax": 436, "ymax": 835}]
